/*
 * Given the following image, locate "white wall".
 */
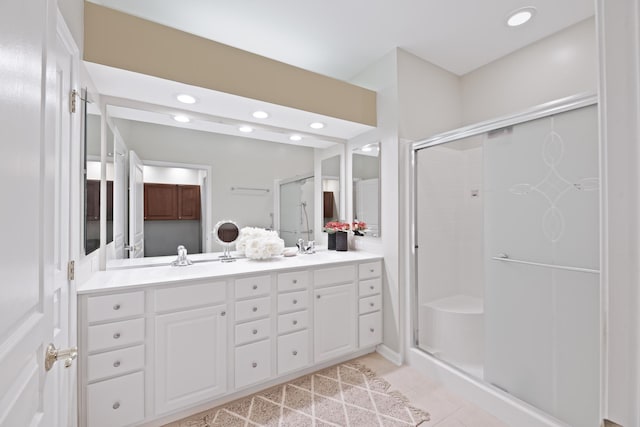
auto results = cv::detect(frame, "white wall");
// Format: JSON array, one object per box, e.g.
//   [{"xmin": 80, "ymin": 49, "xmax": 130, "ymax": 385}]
[
  {"xmin": 143, "ymin": 165, "xmax": 200, "ymax": 185},
  {"xmin": 461, "ymin": 18, "xmax": 597, "ymax": 125},
  {"xmin": 58, "ymin": 0, "xmax": 83, "ymax": 53},
  {"xmin": 116, "ymin": 119, "xmax": 315, "ymax": 250}
]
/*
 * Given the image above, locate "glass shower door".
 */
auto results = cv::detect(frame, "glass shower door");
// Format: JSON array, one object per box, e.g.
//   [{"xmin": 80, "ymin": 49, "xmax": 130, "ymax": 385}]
[
  {"xmin": 279, "ymin": 177, "xmax": 314, "ymax": 247},
  {"xmin": 414, "ymin": 103, "xmax": 600, "ymax": 427}
]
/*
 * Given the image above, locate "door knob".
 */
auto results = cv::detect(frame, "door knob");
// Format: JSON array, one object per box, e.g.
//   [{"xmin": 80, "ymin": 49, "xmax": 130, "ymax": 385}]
[{"xmin": 45, "ymin": 343, "xmax": 78, "ymax": 372}]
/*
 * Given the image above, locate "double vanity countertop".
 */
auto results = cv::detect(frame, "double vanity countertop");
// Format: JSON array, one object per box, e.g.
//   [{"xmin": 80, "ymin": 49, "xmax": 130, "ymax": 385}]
[{"xmin": 79, "ymin": 250, "xmax": 383, "ymax": 295}]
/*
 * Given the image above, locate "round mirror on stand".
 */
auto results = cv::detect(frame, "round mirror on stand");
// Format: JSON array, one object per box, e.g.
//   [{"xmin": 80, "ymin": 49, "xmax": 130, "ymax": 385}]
[{"xmin": 213, "ymin": 220, "xmax": 240, "ymax": 262}]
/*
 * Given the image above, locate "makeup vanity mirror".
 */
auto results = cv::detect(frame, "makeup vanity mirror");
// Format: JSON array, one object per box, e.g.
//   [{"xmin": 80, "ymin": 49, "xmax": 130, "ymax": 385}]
[
  {"xmin": 213, "ymin": 220, "xmax": 240, "ymax": 262},
  {"xmin": 321, "ymin": 155, "xmax": 341, "ymax": 225},
  {"xmin": 352, "ymin": 142, "xmax": 380, "ymax": 237}
]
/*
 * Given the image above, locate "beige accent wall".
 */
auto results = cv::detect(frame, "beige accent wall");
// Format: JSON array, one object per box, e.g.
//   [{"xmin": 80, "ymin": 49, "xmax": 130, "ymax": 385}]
[{"xmin": 84, "ymin": 3, "xmax": 376, "ymax": 126}]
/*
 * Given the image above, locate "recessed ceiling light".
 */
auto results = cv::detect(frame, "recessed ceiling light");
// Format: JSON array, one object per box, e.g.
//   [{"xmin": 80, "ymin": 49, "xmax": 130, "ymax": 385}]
[
  {"xmin": 361, "ymin": 145, "xmax": 373, "ymax": 152},
  {"xmin": 239, "ymin": 125, "xmax": 253, "ymax": 133},
  {"xmin": 252, "ymin": 111, "xmax": 269, "ymax": 119},
  {"xmin": 176, "ymin": 94, "xmax": 196, "ymax": 104},
  {"xmin": 309, "ymin": 122, "xmax": 325, "ymax": 129},
  {"xmin": 173, "ymin": 114, "xmax": 190, "ymax": 123},
  {"xmin": 290, "ymin": 134, "xmax": 302, "ymax": 141},
  {"xmin": 507, "ymin": 7, "xmax": 536, "ymax": 27}
]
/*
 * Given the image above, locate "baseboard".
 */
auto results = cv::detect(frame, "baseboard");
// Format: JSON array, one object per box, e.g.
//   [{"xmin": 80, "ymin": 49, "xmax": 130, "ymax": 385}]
[{"xmin": 376, "ymin": 344, "xmax": 403, "ymax": 366}]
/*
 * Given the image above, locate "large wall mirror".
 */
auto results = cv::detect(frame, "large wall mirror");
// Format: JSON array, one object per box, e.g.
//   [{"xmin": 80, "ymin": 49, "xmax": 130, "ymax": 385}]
[
  {"xmin": 103, "ymin": 104, "xmax": 333, "ymax": 264},
  {"xmin": 352, "ymin": 142, "xmax": 380, "ymax": 237}
]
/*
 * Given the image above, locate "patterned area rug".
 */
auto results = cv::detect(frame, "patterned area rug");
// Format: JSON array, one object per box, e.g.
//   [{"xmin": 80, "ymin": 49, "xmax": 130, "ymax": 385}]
[{"xmin": 168, "ymin": 361, "xmax": 430, "ymax": 427}]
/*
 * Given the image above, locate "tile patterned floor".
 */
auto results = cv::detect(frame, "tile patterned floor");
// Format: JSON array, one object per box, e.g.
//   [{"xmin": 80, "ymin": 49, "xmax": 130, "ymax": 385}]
[{"xmin": 354, "ymin": 353, "xmax": 508, "ymax": 427}]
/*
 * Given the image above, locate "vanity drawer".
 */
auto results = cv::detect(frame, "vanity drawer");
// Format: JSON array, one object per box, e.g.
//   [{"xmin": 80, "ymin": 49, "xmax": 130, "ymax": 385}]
[
  {"xmin": 277, "ymin": 290, "xmax": 308, "ymax": 313},
  {"xmin": 86, "ymin": 371, "xmax": 144, "ymax": 427},
  {"xmin": 235, "ymin": 318, "xmax": 270, "ymax": 346},
  {"xmin": 277, "ymin": 330, "xmax": 309, "ymax": 375},
  {"xmin": 277, "ymin": 271, "xmax": 308, "ymax": 292},
  {"xmin": 87, "ymin": 345, "xmax": 145, "ymax": 382},
  {"xmin": 359, "ymin": 294, "xmax": 382, "ymax": 314},
  {"xmin": 359, "ymin": 311, "xmax": 382, "ymax": 348},
  {"xmin": 88, "ymin": 318, "xmax": 145, "ymax": 353},
  {"xmin": 313, "ymin": 265, "xmax": 355, "ymax": 287},
  {"xmin": 235, "ymin": 275, "xmax": 271, "ymax": 299},
  {"xmin": 359, "ymin": 278, "xmax": 381, "ymax": 297},
  {"xmin": 87, "ymin": 291, "xmax": 144, "ymax": 323},
  {"xmin": 155, "ymin": 281, "xmax": 226, "ymax": 312},
  {"xmin": 359, "ymin": 261, "xmax": 382, "ymax": 280},
  {"xmin": 235, "ymin": 297, "xmax": 271, "ymax": 323},
  {"xmin": 235, "ymin": 339, "xmax": 271, "ymax": 389},
  {"xmin": 278, "ymin": 310, "xmax": 309, "ymax": 335}
]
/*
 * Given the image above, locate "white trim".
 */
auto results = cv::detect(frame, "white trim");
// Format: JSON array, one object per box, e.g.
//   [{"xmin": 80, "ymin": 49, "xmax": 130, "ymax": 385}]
[{"xmin": 375, "ymin": 344, "xmax": 402, "ymax": 366}]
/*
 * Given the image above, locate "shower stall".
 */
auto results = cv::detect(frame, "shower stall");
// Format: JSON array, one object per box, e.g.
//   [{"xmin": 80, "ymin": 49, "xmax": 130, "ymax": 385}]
[
  {"xmin": 279, "ymin": 175, "xmax": 314, "ymax": 247},
  {"xmin": 412, "ymin": 96, "xmax": 599, "ymax": 427}
]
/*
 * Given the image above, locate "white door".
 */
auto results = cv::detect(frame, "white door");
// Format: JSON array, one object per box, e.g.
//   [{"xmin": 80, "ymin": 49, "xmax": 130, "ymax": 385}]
[
  {"xmin": 0, "ymin": 2, "xmax": 76, "ymax": 426},
  {"xmin": 128, "ymin": 151, "xmax": 144, "ymax": 258},
  {"xmin": 314, "ymin": 283, "xmax": 357, "ymax": 362}
]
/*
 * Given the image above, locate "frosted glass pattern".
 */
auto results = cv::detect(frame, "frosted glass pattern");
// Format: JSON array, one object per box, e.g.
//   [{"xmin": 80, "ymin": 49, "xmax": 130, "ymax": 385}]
[{"xmin": 415, "ymin": 104, "xmax": 599, "ymax": 427}]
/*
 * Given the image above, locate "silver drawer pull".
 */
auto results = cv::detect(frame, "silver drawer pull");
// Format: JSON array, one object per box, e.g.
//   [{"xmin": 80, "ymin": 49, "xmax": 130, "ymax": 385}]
[
  {"xmin": 113, "ymin": 402, "xmax": 120, "ymax": 410},
  {"xmin": 370, "ymin": 285, "xmax": 375, "ymax": 290},
  {"xmin": 113, "ymin": 360, "xmax": 121, "ymax": 368},
  {"xmin": 316, "ymin": 295, "xmax": 321, "ymax": 299},
  {"xmin": 292, "ymin": 350, "xmax": 298, "ymax": 356},
  {"xmin": 292, "ymin": 320, "xmax": 298, "ymax": 325},
  {"xmin": 221, "ymin": 311, "xmax": 226, "ymax": 316},
  {"xmin": 113, "ymin": 304, "xmax": 121, "ymax": 311},
  {"xmin": 292, "ymin": 279, "xmax": 297, "ymax": 284},
  {"xmin": 370, "ymin": 269, "xmax": 375, "ymax": 273},
  {"xmin": 252, "ymin": 362, "xmax": 257, "ymax": 368},
  {"xmin": 252, "ymin": 285, "xmax": 258, "ymax": 290},
  {"xmin": 370, "ymin": 302, "xmax": 375, "ymax": 307},
  {"xmin": 370, "ymin": 328, "xmax": 375, "ymax": 333},
  {"xmin": 293, "ymin": 299, "xmax": 298, "ymax": 304},
  {"xmin": 252, "ymin": 307, "xmax": 258, "ymax": 312},
  {"xmin": 113, "ymin": 333, "xmax": 121, "ymax": 339},
  {"xmin": 252, "ymin": 329, "xmax": 258, "ymax": 335}
]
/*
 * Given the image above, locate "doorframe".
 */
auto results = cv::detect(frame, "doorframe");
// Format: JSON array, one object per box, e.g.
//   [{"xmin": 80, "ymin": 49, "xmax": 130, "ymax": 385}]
[{"xmin": 142, "ymin": 159, "xmax": 213, "ymax": 252}]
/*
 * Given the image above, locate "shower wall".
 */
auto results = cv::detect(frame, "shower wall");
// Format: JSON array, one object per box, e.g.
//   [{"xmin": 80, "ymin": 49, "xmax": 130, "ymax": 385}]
[{"xmin": 416, "ymin": 138, "xmax": 484, "ymax": 304}]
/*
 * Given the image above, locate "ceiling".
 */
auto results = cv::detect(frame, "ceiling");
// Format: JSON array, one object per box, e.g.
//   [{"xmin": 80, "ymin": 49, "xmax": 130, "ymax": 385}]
[{"xmin": 87, "ymin": 0, "xmax": 594, "ymax": 80}]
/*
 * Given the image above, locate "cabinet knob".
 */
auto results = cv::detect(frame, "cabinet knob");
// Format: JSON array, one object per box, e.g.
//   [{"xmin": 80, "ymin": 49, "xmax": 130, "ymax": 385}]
[
  {"xmin": 113, "ymin": 333, "xmax": 121, "ymax": 339},
  {"xmin": 113, "ymin": 304, "xmax": 121, "ymax": 311},
  {"xmin": 252, "ymin": 329, "xmax": 258, "ymax": 335},
  {"xmin": 292, "ymin": 279, "xmax": 297, "ymax": 284},
  {"xmin": 252, "ymin": 284, "xmax": 258, "ymax": 290},
  {"xmin": 370, "ymin": 285, "xmax": 374, "ymax": 290},
  {"xmin": 370, "ymin": 269, "xmax": 375, "ymax": 273},
  {"xmin": 252, "ymin": 307, "xmax": 258, "ymax": 312},
  {"xmin": 292, "ymin": 320, "xmax": 298, "ymax": 325},
  {"xmin": 293, "ymin": 299, "xmax": 298, "ymax": 304},
  {"xmin": 292, "ymin": 350, "xmax": 298, "ymax": 356},
  {"xmin": 370, "ymin": 328, "xmax": 375, "ymax": 333},
  {"xmin": 316, "ymin": 295, "xmax": 321, "ymax": 299},
  {"xmin": 113, "ymin": 402, "xmax": 120, "ymax": 410},
  {"xmin": 113, "ymin": 360, "xmax": 121, "ymax": 368},
  {"xmin": 370, "ymin": 302, "xmax": 375, "ymax": 307},
  {"xmin": 221, "ymin": 311, "xmax": 226, "ymax": 316},
  {"xmin": 252, "ymin": 362, "xmax": 258, "ymax": 368}
]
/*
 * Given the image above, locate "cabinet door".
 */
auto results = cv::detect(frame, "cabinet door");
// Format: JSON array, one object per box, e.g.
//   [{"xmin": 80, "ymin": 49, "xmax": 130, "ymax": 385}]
[
  {"xmin": 314, "ymin": 283, "xmax": 356, "ymax": 362},
  {"xmin": 155, "ymin": 304, "xmax": 227, "ymax": 415},
  {"xmin": 144, "ymin": 183, "xmax": 177, "ymax": 220},
  {"xmin": 178, "ymin": 185, "xmax": 201, "ymax": 220}
]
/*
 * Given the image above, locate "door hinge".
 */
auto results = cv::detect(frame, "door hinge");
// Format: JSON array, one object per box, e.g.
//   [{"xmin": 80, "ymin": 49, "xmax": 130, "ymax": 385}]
[
  {"xmin": 69, "ymin": 89, "xmax": 78, "ymax": 113},
  {"xmin": 67, "ymin": 260, "xmax": 75, "ymax": 281}
]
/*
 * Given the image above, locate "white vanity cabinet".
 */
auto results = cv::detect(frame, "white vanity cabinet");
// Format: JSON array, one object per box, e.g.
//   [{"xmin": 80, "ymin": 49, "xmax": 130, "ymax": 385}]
[{"xmin": 78, "ymin": 252, "xmax": 383, "ymax": 427}]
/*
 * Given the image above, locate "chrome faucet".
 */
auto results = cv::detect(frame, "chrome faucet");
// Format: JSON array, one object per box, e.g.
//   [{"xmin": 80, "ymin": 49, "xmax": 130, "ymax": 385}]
[
  {"xmin": 297, "ymin": 238, "xmax": 315, "ymax": 254},
  {"xmin": 172, "ymin": 245, "xmax": 193, "ymax": 266}
]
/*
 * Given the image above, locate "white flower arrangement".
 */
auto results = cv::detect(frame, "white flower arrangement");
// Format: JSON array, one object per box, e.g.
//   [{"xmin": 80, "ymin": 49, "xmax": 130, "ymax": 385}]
[{"xmin": 236, "ymin": 227, "xmax": 285, "ymax": 260}]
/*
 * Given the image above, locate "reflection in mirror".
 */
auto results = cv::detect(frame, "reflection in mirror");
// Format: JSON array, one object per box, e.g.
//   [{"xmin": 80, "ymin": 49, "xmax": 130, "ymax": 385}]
[
  {"xmin": 321, "ymin": 155, "xmax": 340, "ymax": 226},
  {"xmin": 105, "ymin": 105, "xmax": 317, "ymax": 263},
  {"xmin": 279, "ymin": 175, "xmax": 314, "ymax": 247},
  {"xmin": 83, "ymin": 93, "xmax": 101, "ymax": 254},
  {"xmin": 352, "ymin": 142, "xmax": 380, "ymax": 237}
]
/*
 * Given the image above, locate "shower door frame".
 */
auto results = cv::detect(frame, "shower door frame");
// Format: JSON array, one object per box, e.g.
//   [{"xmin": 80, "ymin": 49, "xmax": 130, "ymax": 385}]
[{"xmin": 408, "ymin": 92, "xmax": 599, "ymax": 418}]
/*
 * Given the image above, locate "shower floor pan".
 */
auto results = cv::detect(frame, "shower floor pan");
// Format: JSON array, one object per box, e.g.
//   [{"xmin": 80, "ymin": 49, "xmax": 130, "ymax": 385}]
[{"xmin": 419, "ymin": 294, "xmax": 484, "ymax": 377}]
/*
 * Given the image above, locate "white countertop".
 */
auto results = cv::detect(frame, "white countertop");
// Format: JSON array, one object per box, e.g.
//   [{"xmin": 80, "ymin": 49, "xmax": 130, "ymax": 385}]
[{"xmin": 79, "ymin": 250, "xmax": 383, "ymax": 295}]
